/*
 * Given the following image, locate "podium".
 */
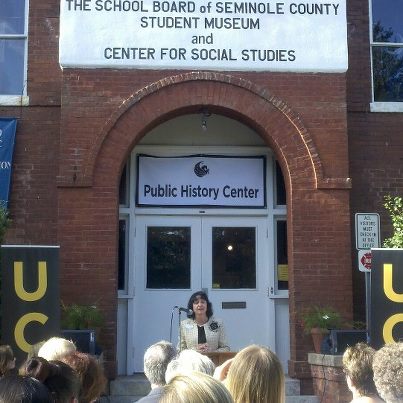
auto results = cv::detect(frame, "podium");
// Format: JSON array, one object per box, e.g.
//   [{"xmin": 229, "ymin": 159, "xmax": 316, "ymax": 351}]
[{"xmin": 204, "ymin": 351, "xmax": 237, "ymax": 366}]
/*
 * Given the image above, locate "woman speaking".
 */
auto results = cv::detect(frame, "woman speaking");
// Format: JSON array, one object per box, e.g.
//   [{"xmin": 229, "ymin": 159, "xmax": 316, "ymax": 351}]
[{"xmin": 179, "ymin": 291, "xmax": 230, "ymax": 353}]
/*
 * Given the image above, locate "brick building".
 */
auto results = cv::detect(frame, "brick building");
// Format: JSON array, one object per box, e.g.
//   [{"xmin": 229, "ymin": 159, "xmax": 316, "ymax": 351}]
[{"xmin": 1, "ymin": 0, "xmax": 402, "ymax": 393}]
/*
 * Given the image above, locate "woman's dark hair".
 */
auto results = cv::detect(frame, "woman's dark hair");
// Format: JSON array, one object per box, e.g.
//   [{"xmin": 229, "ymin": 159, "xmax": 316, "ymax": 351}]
[
  {"xmin": 22, "ymin": 357, "xmax": 80, "ymax": 402},
  {"xmin": 187, "ymin": 291, "xmax": 213, "ymax": 319},
  {"xmin": 0, "ymin": 375, "xmax": 53, "ymax": 403}
]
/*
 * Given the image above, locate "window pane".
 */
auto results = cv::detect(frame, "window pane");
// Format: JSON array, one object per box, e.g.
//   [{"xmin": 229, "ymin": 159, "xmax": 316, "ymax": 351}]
[
  {"xmin": 0, "ymin": 0, "xmax": 25, "ymax": 35},
  {"xmin": 212, "ymin": 227, "xmax": 256, "ymax": 289},
  {"xmin": 118, "ymin": 219, "xmax": 128, "ymax": 290},
  {"xmin": 276, "ymin": 220, "xmax": 288, "ymax": 291},
  {"xmin": 119, "ymin": 163, "xmax": 129, "ymax": 206},
  {"xmin": 372, "ymin": 0, "xmax": 403, "ymax": 44},
  {"xmin": 275, "ymin": 161, "xmax": 286, "ymax": 206},
  {"xmin": 0, "ymin": 39, "xmax": 25, "ymax": 95},
  {"xmin": 147, "ymin": 227, "xmax": 191, "ymax": 289},
  {"xmin": 373, "ymin": 46, "xmax": 403, "ymax": 102}
]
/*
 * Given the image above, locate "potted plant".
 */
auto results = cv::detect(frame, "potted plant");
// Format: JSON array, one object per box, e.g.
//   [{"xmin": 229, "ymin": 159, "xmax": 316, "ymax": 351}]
[
  {"xmin": 61, "ymin": 302, "xmax": 104, "ymax": 355},
  {"xmin": 302, "ymin": 305, "xmax": 343, "ymax": 353},
  {"xmin": 61, "ymin": 302, "xmax": 104, "ymax": 330}
]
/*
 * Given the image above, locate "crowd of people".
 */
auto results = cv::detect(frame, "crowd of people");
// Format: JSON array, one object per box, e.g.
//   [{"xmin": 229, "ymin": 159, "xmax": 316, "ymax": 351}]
[
  {"xmin": 0, "ymin": 337, "xmax": 106, "ymax": 403},
  {"xmin": 0, "ymin": 290, "xmax": 401, "ymax": 403},
  {"xmin": 138, "ymin": 339, "xmax": 402, "ymax": 403},
  {"xmin": 342, "ymin": 341, "xmax": 403, "ymax": 403}
]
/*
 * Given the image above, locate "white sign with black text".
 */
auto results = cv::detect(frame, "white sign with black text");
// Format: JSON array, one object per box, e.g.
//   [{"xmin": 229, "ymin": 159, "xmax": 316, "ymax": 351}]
[
  {"xmin": 136, "ymin": 154, "xmax": 266, "ymax": 207},
  {"xmin": 355, "ymin": 213, "xmax": 380, "ymax": 250},
  {"xmin": 59, "ymin": 0, "xmax": 348, "ymax": 72}
]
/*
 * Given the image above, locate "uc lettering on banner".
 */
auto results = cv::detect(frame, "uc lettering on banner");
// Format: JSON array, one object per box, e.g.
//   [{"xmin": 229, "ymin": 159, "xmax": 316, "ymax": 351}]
[
  {"xmin": 0, "ymin": 246, "xmax": 60, "ymax": 364},
  {"xmin": 370, "ymin": 248, "xmax": 403, "ymax": 348}
]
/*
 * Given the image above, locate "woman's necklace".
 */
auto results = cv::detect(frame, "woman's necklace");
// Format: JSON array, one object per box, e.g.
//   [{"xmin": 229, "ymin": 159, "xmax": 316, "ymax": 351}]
[{"xmin": 195, "ymin": 317, "xmax": 208, "ymax": 326}]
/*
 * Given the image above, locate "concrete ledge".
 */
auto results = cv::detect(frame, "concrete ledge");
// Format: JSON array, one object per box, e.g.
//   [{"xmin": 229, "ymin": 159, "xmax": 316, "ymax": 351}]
[
  {"xmin": 308, "ymin": 352, "xmax": 343, "ymax": 367},
  {"xmin": 307, "ymin": 353, "xmax": 351, "ymax": 403}
]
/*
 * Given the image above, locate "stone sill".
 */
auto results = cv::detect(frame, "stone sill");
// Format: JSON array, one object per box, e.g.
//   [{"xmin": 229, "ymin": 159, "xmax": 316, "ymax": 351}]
[{"xmin": 308, "ymin": 353, "xmax": 343, "ymax": 367}]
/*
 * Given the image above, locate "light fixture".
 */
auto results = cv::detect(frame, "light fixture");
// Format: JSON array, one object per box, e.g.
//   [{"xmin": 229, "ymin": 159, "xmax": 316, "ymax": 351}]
[{"xmin": 201, "ymin": 109, "xmax": 211, "ymax": 131}]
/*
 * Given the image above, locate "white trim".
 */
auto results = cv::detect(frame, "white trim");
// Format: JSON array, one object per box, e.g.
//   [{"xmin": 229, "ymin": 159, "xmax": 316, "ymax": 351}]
[
  {"xmin": 1, "ymin": 245, "xmax": 60, "ymax": 248},
  {"xmin": 0, "ymin": 95, "xmax": 29, "ymax": 106},
  {"xmin": 370, "ymin": 102, "xmax": 403, "ymax": 113}
]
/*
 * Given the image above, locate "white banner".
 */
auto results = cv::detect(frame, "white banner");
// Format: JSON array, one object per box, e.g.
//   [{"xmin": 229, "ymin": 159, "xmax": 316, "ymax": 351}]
[
  {"xmin": 59, "ymin": 0, "xmax": 348, "ymax": 72},
  {"xmin": 137, "ymin": 155, "xmax": 266, "ymax": 207}
]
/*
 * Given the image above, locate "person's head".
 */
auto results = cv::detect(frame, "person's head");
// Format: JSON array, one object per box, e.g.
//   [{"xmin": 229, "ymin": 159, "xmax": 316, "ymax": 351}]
[
  {"xmin": 144, "ymin": 340, "xmax": 177, "ymax": 387},
  {"xmin": 225, "ymin": 344, "xmax": 285, "ymax": 403},
  {"xmin": 161, "ymin": 371, "xmax": 234, "ymax": 403},
  {"xmin": 38, "ymin": 337, "xmax": 76, "ymax": 361},
  {"xmin": 373, "ymin": 342, "xmax": 403, "ymax": 403},
  {"xmin": 27, "ymin": 341, "xmax": 46, "ymax": 360},
  {"xmin": 165, "ymin": 349, "xmax": 215, "ymax": 383},
  {"xmin": 21, "ymin": 357, "xmax": 80, "ymax": 403},
  {"xmin": 60, "ymin": 351, "xmax": 107, "ymax": 403},
  {"xmin": 187, "ymin": 291, "xmax": 213, "ymax": 319},
  {"xmin": 0, "ymin": 344, "xmax": 15, "ymax": 376},
  {"xmin": 0, "ymin": 375, "xmax": 53, "ymax": 403},
  {"xmin": 342, "ymin": 342, "xmax": 379, "ymax": 397}
]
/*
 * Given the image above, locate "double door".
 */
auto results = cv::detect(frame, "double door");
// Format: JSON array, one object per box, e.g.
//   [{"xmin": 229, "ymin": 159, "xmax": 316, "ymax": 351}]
[{"xmin": 131, "ymin": 215, "xmax": 275, "ymax": 372}]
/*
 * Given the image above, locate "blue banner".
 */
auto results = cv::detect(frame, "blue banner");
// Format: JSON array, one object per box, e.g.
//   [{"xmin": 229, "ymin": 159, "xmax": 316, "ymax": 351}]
[{"xmin": 0, "ymin": 118, "xmax": 17, "ymax": 207}]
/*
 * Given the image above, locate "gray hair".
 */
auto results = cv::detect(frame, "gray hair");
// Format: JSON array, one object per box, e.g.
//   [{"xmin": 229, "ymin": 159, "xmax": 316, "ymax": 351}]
[
  {"xmin": 165, "ymin": 349, "xmax": 215, "ymax": 383},
  {"xmin": 144, "ymin": 341, "xmax": 177, "ymax": 386},
  {"xmin": 373, "ymin": 342, "xmax": 403, "ymax": 403}
]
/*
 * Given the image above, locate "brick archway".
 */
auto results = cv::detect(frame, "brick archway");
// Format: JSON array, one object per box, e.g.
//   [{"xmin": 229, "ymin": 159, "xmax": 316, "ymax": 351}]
[
  {"xmin": 58, "ymin": 71, "xmax": 353, "ymax": 381},
  {"xmin": 59, "ymin": 71, "xmax": 349, "ymax": 190}
]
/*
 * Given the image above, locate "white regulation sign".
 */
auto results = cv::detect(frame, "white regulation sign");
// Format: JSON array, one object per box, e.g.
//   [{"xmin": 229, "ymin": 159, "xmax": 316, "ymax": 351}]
[
  {"xmin": 59, "ymin": 0, "xmax": 348, "ymax": 72},
  {"xmin": 355, "ymin": 213, "xmax": 380, "ymax": 250}
]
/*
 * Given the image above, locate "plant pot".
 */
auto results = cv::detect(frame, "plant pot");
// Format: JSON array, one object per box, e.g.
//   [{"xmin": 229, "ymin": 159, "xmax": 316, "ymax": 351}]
[{"xmin": 310, "ymin": 328, "xmax": 329, "ymax": 353}]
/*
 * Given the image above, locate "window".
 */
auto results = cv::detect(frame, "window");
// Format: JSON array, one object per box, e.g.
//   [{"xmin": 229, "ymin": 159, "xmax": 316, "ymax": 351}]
[
  {"xmin": 0, "ymin": 0, "xmax": 28, "ymax": 101},
  {"xmin": 370, "ymin": 0, "xmax": 403, "ymax": 103}
]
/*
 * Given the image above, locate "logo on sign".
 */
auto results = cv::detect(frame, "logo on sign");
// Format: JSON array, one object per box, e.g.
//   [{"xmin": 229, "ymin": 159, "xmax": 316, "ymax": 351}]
[{"xmin": 194, "ymin": 161, "xmax": 209, "ymax": 177}]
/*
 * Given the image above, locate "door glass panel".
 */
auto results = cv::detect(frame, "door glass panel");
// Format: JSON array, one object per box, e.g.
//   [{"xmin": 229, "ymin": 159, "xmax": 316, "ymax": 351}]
[
  {"xmin": 212, "ymin": 227, "xmax": 256, "ymax": 289},
  {"xmin": 146, "ymin": 226, "xmax": 191, "ymax": 289},
  {"xmin": 276, "ymin": 220, "xmax": 288, "ymax": 291}
]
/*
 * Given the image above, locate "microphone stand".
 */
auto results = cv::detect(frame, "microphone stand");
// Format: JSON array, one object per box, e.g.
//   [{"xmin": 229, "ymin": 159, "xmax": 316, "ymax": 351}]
[
  {"xmin": 169, "ymin": 306, "xmax": 183, "ymax": 350},
  {"xmin": 178, "ymin": 309, "xmax": 183, "ymax": 352}
]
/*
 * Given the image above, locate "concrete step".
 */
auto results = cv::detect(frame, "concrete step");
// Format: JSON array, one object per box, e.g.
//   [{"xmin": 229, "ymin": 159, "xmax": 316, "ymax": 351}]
[{"xmin": 106, "ymin": 374, "xmax": 319, "ymax": 402}]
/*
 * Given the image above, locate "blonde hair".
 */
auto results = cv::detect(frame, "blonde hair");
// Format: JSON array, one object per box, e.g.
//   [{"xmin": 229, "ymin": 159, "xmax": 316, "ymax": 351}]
[
  {"xmin": 225, "ymin": 344, "xmax": 285, "ymax": 403},
  {"xmin": 38, "ymin": 337, "xmax": 76, "ymax": 361},
  {"xmin": 161, "ymin": 372, "xmax": 233, "ymax": 403},
  {"xmin": 342, "ymin": 343, "xmax": 379, "ymax": 396}
]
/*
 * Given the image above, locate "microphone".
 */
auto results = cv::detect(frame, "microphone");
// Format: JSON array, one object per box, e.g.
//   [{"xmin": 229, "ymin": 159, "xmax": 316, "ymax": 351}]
[{"xmin": 174, "ymin": 306, "xmax": 193, "ymax": 315}]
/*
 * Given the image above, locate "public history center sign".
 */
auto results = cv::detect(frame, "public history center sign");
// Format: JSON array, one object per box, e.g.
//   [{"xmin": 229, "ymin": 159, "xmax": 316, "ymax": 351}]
[
  {"xmin": 136, "ymin": 154, "xmax": 266, "ymax": 207},
  {"xmin": 59, "ymin": 0, "xmax": 348, "ymax": 72}
]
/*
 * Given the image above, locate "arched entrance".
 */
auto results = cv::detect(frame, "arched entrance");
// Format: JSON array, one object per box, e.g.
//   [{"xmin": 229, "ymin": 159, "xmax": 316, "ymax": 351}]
[
  {"xmin": 117, "ymin": 114, "xmax": 289, "ymax": 373},
  {"xmin": 59, "ymin": 71, "xmax": 352, "ymax": 380}
]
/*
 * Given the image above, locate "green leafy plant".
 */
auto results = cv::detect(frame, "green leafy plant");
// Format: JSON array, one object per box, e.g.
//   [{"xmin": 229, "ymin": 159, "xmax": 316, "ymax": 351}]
[
  {"xmin": 0, "ymin": 205, "xmax": 11, "ymax": 244},
  {"xmin": 61, "ymin": 302, "xmax": 104, "ymax": 330},
  {"xmin": 302, "ymin": 305, "xmax": 343, "ymax": 334},
  {"xmin": 383, "ymin": 195, "xmax": 403, "ymax": 248}
]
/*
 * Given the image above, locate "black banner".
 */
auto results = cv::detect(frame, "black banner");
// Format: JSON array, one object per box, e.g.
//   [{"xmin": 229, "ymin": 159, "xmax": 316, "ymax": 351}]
[
  {"xmin": 370, "ymin": 248, "xmax": 403, "ymax": 348},
  {"xmin": 1, "ymin": 246, "xmax": 60, "ymax": 364}
]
